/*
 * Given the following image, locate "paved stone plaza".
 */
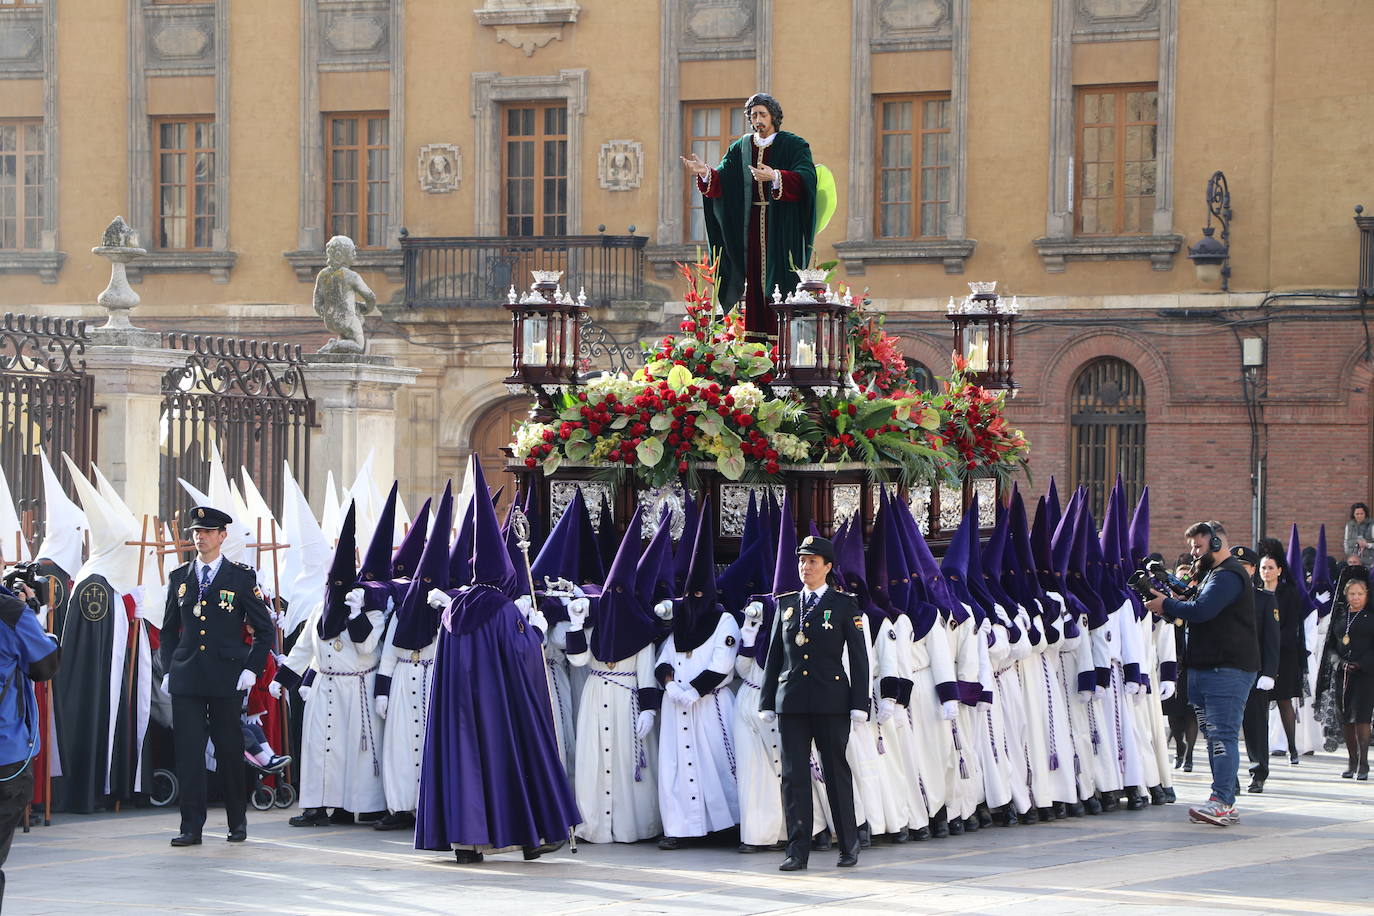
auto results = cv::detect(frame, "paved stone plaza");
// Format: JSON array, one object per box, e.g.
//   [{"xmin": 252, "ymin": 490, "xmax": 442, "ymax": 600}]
[{"xmin": 6, "ymin": 752, "xmax": 1372, "ymax": 915}]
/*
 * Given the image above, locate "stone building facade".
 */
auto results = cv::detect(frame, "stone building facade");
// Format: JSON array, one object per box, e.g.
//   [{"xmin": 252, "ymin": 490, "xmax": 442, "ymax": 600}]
[{"xmin": 1, "ymin": 0, "xmax": 1371, "ymax": 553}]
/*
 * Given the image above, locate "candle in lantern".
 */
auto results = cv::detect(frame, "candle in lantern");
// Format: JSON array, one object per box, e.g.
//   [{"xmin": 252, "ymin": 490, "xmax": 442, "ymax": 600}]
[
  {"xmin": 969, "ymin": 339, "xmax": 988, "ymax": 371},
  {"xmin": 528, "ymin": 339, "xmax": 548, "ymax": 365},
  {"xmin": 794, "ymin": 339, "xmax": 816, "ymax": 367}
]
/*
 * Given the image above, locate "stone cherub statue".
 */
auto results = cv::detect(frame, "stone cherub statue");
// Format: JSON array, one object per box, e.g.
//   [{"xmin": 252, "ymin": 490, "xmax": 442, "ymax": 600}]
[{"xmin": 312, "ymin": 235, "xmax": 376, "ymax": 354}]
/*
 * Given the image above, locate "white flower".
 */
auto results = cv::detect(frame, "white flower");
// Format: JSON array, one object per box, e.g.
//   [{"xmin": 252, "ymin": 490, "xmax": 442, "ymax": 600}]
[
  {"xmin": 584, "ymin": 372, "xmax": 640, "ymax": 403},
  {"xmin": 727, "ymin": 381, "xmax": 764, "ymax": 413},
  {"xmin": 769, "ymin": 432, "xmax": 811, "ymax": 462},
  {"xmin": 512, "ymin": 422, "xmax": 554, "ymax": 458}
]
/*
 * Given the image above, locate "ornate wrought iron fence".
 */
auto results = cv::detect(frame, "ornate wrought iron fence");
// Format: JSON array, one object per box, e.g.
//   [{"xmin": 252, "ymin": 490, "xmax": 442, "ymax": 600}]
[
  {"xmin": 160, "ymin": 334, "xmax": 315, "ymax": 528},
  {"xmin": 0, "ymin": 313, "xmax": 95, "ymax": 552}
]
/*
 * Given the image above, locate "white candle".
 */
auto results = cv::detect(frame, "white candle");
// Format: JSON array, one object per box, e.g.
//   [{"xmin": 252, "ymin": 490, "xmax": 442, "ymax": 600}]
[
  {"xmin": 528, "ymin": 340, "xmax": 548, "ymax": 366},
  {"xmin": 794, "ymin": 340, "xmax": 816, "ymax": 367}
]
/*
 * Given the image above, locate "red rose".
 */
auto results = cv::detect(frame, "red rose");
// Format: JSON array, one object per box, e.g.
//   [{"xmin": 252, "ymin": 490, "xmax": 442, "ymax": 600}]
[
  {"xmin": 524, "ymin": 457, "xmax": 537, "ymax": 468},
  {"xmin": 678, "ymin": 461, "xmax": 689, "ymax": 473}
]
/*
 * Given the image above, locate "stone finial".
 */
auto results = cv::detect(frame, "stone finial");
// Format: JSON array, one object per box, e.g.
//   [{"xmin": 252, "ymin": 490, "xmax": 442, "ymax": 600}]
[
  {"xmin": 312, "ymin": 235, "xmax": 377, "ymax": 355},
  {"xmin": 101, "ymin": 216, "xmax": 138, "ymax": 249},
  {"xmin": 91, "ymin": 215, "xmax": 148, "ymax": 332}
]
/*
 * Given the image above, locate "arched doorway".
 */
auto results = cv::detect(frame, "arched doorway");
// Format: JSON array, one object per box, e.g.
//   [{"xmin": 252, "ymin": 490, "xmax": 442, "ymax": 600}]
[
  {"xmin": 468, "ymin": 396, "xmax": 530, "ymax": 520},
  {"xmin": 1070, "ymin": 357, "xmax": 1146, "ymax": 519}
]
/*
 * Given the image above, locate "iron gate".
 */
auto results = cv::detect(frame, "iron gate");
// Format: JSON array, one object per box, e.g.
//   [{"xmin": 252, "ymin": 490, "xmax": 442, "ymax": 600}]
[
  {"xmin": 160, "ymin": 334, "xmax": 315, "ymax": 529},
  {"xmin": 0, "ymin": 313, "xmax": 96, "ymax": 553}
]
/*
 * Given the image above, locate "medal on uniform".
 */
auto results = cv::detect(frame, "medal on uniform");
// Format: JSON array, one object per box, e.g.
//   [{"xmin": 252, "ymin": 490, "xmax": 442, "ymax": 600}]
[
  {"xmin": 795, "ymin": 632, "xmax": 807, "ymax": 647},
  {"xmin": 332, "ymin": 638, "xmax": 344, "ymax": 651},
  {"xmin": 219, "ymin": 589, "xmax": 235, "ymax": 611},
  {"xmin": 177, "ymin": 582, "xmax": 187, "ymax": 599},
  {"xmin": 1344, "ymin": 635, "xmax": 1351, "ymax": 645},
  {"xmin": 822, "ymin": 609, "xmax": 833, "ymax": 630}
]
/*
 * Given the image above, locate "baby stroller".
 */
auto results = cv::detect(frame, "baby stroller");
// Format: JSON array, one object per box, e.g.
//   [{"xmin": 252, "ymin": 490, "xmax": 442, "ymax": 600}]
[{"xmin": 148, "ymin": 740, "xmax": 296, "ymax": 811}]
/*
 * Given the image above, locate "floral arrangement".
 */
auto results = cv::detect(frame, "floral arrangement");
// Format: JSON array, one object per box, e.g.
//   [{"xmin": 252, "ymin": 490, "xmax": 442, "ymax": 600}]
[{"xmin": 509, "ymin": 254, "xmax": 1028, "ymax": 489}]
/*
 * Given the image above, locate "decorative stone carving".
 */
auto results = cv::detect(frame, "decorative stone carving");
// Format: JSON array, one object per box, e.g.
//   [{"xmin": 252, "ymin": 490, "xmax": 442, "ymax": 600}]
[
  {"xmin": 639, "ymin": 482, "xmax": 686, "ymax": 541},
  {"xmin": 151, "ymin": 23, "xmax": 211, "ymax": 59},
  {"xmin": 144, "ymin": 4, "xmax": 216, "ymax": 73},
  {"xmin": 0, "ymin": 24, "xmax": 39, "ymax": 60},
  {"xmin": 719, "ymin": 483, "xmax": 785, "ymax": 537},
  {"xmin": 325, "ymin": 14, "xmax": 386, "ymax": 52},
  {"xmin": 319, "ymin": 1, "xmax": 391, "ymax": 71},
  {"xmin": 550, "ymin": 480, "xmax": 611, "ymax": 531},
  {"xmin": 680, "ymin": 0, "xmax": 755, "ymax": 60},
  {"xmin": 597, "ymin": 140, "xmax": 642, "ymax": 192},
  {"xmin": 417, "ymin": 144, "xmax": 461, "ymax": 193},
  {"xmin": 0, "ymin": 16, "xmax": 42, "ymax": 75},
  {"xmin": 1073, "ymin": 0, "xmax": 1160, "ymax": 38},
  {"xmin": 873, "ymin": 0, "xmax": 952, "ymax": 51},
  {"xmin": 312, "ymin": 236, "xmax": 377, "ymax": 355},
  {"xmin": 91, "ymin": 217, "xmax": 147, "ymax": 332},
  {"xmin": 474, "ymin": 0, "xmax": 581, "ymax": 57}
]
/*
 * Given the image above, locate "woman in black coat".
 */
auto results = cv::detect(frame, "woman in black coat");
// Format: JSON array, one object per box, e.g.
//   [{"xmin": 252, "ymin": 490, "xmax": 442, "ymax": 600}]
[
  {"xmin": 1258, "ymin": 552, "xmax": 1307, "ymax": 763},
  {"xmin": 1332, "ymin": 576, "xmax": 1374, "ymax": 778}
]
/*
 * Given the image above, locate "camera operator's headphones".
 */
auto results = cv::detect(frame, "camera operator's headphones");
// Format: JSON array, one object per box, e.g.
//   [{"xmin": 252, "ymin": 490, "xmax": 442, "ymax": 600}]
[{"xmin": 1197, "ymin": 523, "xmax": 1223, "ymax": 554}]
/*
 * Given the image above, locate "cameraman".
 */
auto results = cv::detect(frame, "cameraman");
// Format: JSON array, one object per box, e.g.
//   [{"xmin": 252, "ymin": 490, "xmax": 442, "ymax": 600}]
[
  {"xmin": 1145, "ymin": 522, "xmax": 1257, "ymax": 828},
  {"xmin": 0, "ymin": 581, "xmax": 60, "ymax": 905}
]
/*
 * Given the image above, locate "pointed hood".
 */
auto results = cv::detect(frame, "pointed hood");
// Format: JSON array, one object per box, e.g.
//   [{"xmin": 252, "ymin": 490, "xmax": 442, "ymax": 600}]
[
  {"xmin": 962, "ymin": 498, "xmax": 1001, "ymax": 622},
  {"xmin": 531, "ymin": 488, "xmax": 605, "ymax": 587},
  {"xmin": 979, "ymin": 503, "xmax": 1018, "ymax": 621},
  {"xmin": 35, "ymin": 448, "xmax": 86, "ymax": 580},
  {"xmin": 672, "ymin": 502, "xmax": 724, "ymax": 652},
  {"xmin": 1099, "ymin": 480, "xmax": 1126, "ymax": 589},
  {"xmin": 392, "ymin": 481, "xmax": 453, "ymax": 651},
  {"xmin": 391, "ymin": 497, "xmax": 432, "ymax": 579},
  {"xmin": 863, "ymin": 492, "xmax": 899, "ymax": 620},
  {"xmin": 1128, "ymin": 485, "xmax": 1150, "ymax": 570},
  {"xmin": 239, "ymin": 468, "xmax": 277, "ymax": 550},
  {"xmin": 590, "ymin": 505, "xmax": 659, "ymax": 661},
  {"xmin": 671, "ymin": 490, "xmax": 700, "ymax": 594},
  {"xmin": 345, "ymin": 450, "xmax": 380, "ymax": 550},
  {"xmin": 717, "ymin": 513, "xmax": 772, "ymax": 617},
  {"xmin": 636, "ymin": 506, "xmax": 677, "ymax": 607},
  {"xmin": 321, "ymin": 470, "xmax": 342, "ymax": 544},
  {"xmin": 595, "ymin": 491, "xmax": 619, "ymax": 574},
  {"xmin": 891, "ymin": 492, "xmax": 946, "ymax": 638},
  {"xmin": 358, "ymin": 482, "xmax": 399, "ymax": 582},
  {"xmin": 206, "ymin": 441, "xmax": 251, "ymax": 564},
  {"xmin": 61, "ymin": 453, "xmax": 142, "ymax": 595},
  {"xmin": 940, "ymin": 501, "xmax": 981, "ymax": 624},
  {"xmin": 447, "ymin": 497, "xmax": 476, "ymax": 589},
  {"xmin": 752, "ymin": 495, "xmax": 802, "ymax": 669},
  {"xmin": 1287, "ymin": 524, "xmax": 1321, "ymax": 615},
  {"xmin": 280, "ymin": 462, "xmax": 331, "ymax": 635},
  {"xmin": 834, "ymin": 515, "xmax": 879, "ymax": 622},
  {"xmin": 1070, "ymin": 502, "xmax": 1109, "ymax": 628},
  {"xmin": 468, "ymin": 457, "xmax": 516, "ymax": 588},
  {"xmin": 0, "ymin": 462, "xmax": 29, "ymax": 564},
  {"xmin": 318, "ymin": 501, "xmax": 358, "ymax": 639},
  {"xmin": 1045, "ymin": 477, "xmax": 1062, "ymax": 532}
]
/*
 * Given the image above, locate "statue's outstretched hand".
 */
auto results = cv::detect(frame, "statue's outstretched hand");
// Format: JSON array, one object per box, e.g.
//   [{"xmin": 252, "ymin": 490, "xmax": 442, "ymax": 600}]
[{"xmin": 680, "ymin": 154, "xmax": 708, "ymax": 178}]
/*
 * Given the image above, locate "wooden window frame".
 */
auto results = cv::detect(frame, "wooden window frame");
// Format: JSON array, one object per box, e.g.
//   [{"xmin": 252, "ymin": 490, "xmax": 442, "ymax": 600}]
[
  {"xmin": 1069, "ymin": 357, "xmax": 1146, "ymax": 520},
  {"xmin": 1073, "ymin": 82, "xmax": 1158, "ymax": 237},
  {"xmin": 500, "ymin": 101, "xmax": 569, "ymax": 238},
  {"xmin": 0, "ymin": 119, "xmax": 44, "ymax": 251},
  {"xmin": 682, "ymin": 99, "xmax": 746, "ymax": 244},
  {"xmin": 325, "ymin": 111, "xmax": 390, "ymax": 250},
  {"xmin": 874, "ymin": 93, "xmax": 952, "ymax": 241},
  {"xmin": 152, "ymin": 115, "xmax": 215, "ymax": 251}
]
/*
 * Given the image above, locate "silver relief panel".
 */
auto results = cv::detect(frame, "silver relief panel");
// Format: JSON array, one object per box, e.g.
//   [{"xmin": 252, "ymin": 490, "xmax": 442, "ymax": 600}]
[
  {"xmin": 719, "ymin": 483, "xmax": 785, "ymax": 537},
  {"xmin": 639, "ymin": 482, "xmax": 686, "ymax": 542},
  {"xmin": 549, "ymin": 480, "xmax": 613, "ymax": 532},
  {"xmin": 974, "ymin": 478, "xmax": 997, "ymax": 528},
  {"xmin": 909, "ymin": 484, "xmax": 932, "ymax": 535},
  {"xmin": 938, "ymin": 481, "xmax": 963, "ymax": 532}
]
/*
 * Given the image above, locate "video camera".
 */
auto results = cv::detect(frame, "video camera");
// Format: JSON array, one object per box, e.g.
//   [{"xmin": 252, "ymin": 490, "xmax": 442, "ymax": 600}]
[
  {"xmin": 1126, "ymin": 559, "xmax": 1199, "ymax": 604},
  {"xmin": 3, "ymin": 561, "xmax": 51, "ymax": 608}
]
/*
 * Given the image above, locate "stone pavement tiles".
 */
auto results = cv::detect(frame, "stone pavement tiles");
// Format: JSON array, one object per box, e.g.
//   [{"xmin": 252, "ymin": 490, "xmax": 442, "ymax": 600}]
[{"xmin": 6, "ymin": 753, "xmax": 1373, "ymax": 915}]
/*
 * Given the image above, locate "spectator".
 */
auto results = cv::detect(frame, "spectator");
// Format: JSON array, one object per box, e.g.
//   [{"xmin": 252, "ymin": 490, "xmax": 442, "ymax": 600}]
[
  {"xmin": 1343, "ymin": 503, "xmax": 1374, "ymax": 567},
  {"xmin": 1331, "ymin": 576, "xmax": 1374, "ymax": 779},
  {"xmin": 1257, "ymin": 549, "xmax": 1306, "ymax": 764}
]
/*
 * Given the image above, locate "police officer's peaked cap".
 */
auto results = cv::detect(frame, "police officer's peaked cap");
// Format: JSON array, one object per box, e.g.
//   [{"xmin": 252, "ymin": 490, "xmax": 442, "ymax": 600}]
[
  {"xmin": 186, "ymin": 505, "xmax": 233, "ymax": 530},
  {"xmin": 797, "ymin": 535, "xmax": 835, "ymax": 563},
  {"xmin": 1230, "ymin": 545, "xmax": 1259, "ymax": 567}
]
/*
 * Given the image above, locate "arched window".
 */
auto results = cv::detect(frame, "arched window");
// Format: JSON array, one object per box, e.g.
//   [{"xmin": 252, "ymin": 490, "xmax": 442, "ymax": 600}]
[
  {"xmin": 1070, "ymin": 357, "xmax": 1145, "ymax": 520},
  {"xmin": 906, "ymin": 358, "xmax": 936, "ymax": 393}
]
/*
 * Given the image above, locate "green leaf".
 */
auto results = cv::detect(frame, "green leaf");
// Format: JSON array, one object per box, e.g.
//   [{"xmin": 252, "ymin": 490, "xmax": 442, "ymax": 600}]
[
  {"xmin": 636, "ymin": 437, "xmax": 664, "ymax": 467},
  {"xmin": 568, "ymin": 427, "xmax": 589, "ymax": 442},
  {"xmin": 559, "ymin": 406, "xmax": 582, "ymax": 422},
  {"xmin": 650, "ymin": 413, "xmax": 674, "ymax": 431},
  {"xmin": 697, "ymin": 412, "xmax": 723, "ymax": 437},
  {"xmin": 542, "ymin": 452, "xmax": 562, "ymax": 474},
  {"xmin": 666, "ymin": 364, "xmax": 693, "ymax": 392},
  {"xmin": 757, "ymin": 399, "xmax": 785, "ymax": 433},
  {"xmin": 836, "ymin": 413, "xmax": 848, "ymax": 434},
  {"xmin": 565, "ymin": 439, "xmax": 592, "ymax": 461},
  {"xmin": 713, "ymin": 357, "xmax": 737, "ymax": 376},
  {"xmin": 718, "ymin": 427, "xmax": 742, "ymax": 450},
  {"xmin": 611, "ymin": 415, "xmax": 630, "ymax": 430},
  {"xmin": 716, "ymin": 451, "xmax": 746, "ymax": 480}
]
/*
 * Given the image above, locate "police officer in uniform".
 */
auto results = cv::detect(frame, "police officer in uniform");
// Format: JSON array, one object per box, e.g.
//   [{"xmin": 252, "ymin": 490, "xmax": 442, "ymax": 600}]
[
  {"xmin": 1231, "ymin": 546, "xmax": 1281, "ymax": 793},
  {"xmin": 160, "ymin": 506, "xmax": 274, "ymax": 846},
  {"xmin": 759, "ymin": 536, "xmax": 870, "ymax": 871}
]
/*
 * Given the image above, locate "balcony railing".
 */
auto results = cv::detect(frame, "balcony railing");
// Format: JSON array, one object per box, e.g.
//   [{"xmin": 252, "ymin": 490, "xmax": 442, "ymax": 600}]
[{"xmin": 401, "ymin": 233, "xmax": 647, "ymax": 308}]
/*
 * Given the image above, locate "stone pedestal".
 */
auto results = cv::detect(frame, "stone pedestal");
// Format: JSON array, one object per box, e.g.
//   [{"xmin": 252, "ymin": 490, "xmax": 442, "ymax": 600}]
[
  {"xmin": 84, "ymin": 328, "xmax": 184, "ymax": 514},
  {"xmin": 304, "ymin": 354, "xmax": 421, "ymax": 507}
]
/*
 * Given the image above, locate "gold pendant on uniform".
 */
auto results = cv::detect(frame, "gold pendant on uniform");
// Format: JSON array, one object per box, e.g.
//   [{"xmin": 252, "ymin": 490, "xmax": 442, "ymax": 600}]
[
  {"xmin": 795, "ymin": 632, "xmax": 807, "ymax": 647},
  {"xmin": 1343, "ymin": 635, "xmax": 1351, "ymax": 645}
]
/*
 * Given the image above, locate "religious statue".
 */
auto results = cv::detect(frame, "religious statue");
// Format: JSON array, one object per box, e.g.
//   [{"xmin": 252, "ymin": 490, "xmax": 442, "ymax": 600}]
[
  {"xmin": 681, "ymin": 92, "xmax": 817, "ymax": 338},
  {"xmin": 312, "ymin": 235, "xmax": 376, "ymax": 354}
]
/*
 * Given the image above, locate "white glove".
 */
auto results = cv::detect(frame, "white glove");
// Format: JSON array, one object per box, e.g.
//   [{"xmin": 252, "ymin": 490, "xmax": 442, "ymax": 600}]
[
  {"xmin": 268, "ymin": 680, "xmax": 283, "ymax": 699},
  {"xmin": 273, "ymin": 651, "xmax": 288, "ymax": 665},
  {"xmin": 940, "ymin": 700, "xmax": 959, "ymax": 721},
  {"xmin": 877, "ymin": 697, "xmax": 897, "ymax": 725},
  {"xmin": 514, "ymin": 595, "xmax": 534, "ymax": 620},
  {"xmin": 245, "ymin": 712, "xmax": 264, "ymax": 727},
  {"xmin": 298, "ymin": 684, "xmax": 313, "ymax": 703},
  {"xmin": 34, "ymin": 603, "xmax": 48, "ymax": 628},
  {"xmin": 567, "ymin": 597, "xmax": 590, "ymax": 630},
  {"xmin": 345, "ymin": 587, "xmax": 365, "ymax": 619},
  {"xmin": 740, "ymin": 615, "xmax": 762, "ymax": 647},
  {"xmin": 236, "ymin": 669, "xmax": 256, "ymax": 691},
  {"xmin": 758, "ymin": 709, "xmax": 777, "ymax": 724},
  {"xmin": 1256, "ymin": 675, "xmax": 1275, "ymax": 692},
  {"xmin": 1125, "ymin": 680, "xmax": 1141, "ymax": 696},
  {"xmin": 635, "ymin": 709, "xmax": 656, "ymax": 739},
  {"xmin": 743, "ymin": 600, "xmax": 763, "ymax": 622},
  {"xmin": 1078, "ymin": 690, "xmax": 1095, "ymax": 703},
  {"xmin": 1160, "ymin": 681, "xmax": 1176, "ymax": 701},
  {"xmin": 160, "ymin": 674, "xmax": 170, "ymax": 694},
  {"xmin": 1094, "ymin": 685, "xmax": 1106, "ymax": 699},
  {"xmin": 850, "ymin": 709, "xmax": 869, "ymax": 723},
  {"xmin": 654, "ymin": 599, "xmax": 674, "ymax": 620},
  {"xmin": 669, "ymin": 681, "xmax": 700, "ymax": 705},
  {"xmin": 428, "ymin": 589, "xmax": 449, "ymax": 609},
  {"xmin": 375, "ymin": 695, "xmax": 389, "ymax": 719}
]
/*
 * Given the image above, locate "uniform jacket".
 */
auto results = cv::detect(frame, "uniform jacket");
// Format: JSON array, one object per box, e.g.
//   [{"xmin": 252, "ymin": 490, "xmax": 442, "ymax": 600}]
[
  {"xmin": 1253, "ymin": 587, "xmax": 1281, "ymax": 680},
  {"xmin": 759, "ymin": 587, "xmax": 869, "ymax": 716},
  {"xmin": 160, "ymin": 559, "xmax": 273, "ymax": 697}
]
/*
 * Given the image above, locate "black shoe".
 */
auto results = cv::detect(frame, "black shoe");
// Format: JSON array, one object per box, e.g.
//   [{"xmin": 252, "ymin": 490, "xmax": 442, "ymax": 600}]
[
  {"xmin": 948, "ymin": 816, "xmax": 964, "ymax": 836},
  {"xmin": 811, "ymin": 830, "xmax": 832, "ymax": 851},
  {"xmin": 373, "ymin": 811, "xmax": 416, "ymax": 831},
  {"xmin": 1004, "ymin": 807, "xmax": 1019, "ymax": 826},
  {"xmin": 1066, "ymin": 802, "xmax": 1085, "ymax": 818},
  {"xmin": 1247, "ymin": 779, "xmax": 1264, "ymax": 794},
  {"xmin": 328, "ymin": 809, "xmax": 355, "ymax": 826},
  {"xmin": 1342, "ymin": 770, "xmax": 1356, "ymax": 779},
  {"xmin": 1126, "ymin": 794, "xmax": 1148, "ymax": 811},
  {"xmin": 931, "ymin": 816, "xmax": 949, "ymax": 838},
  {"xmin": 891, "ymin": 827, "xmax": 910, "ymax": 843},
  {"xmin": 962, "ymin": 816, "xmax": 979, "ymax": 833},
  {"xmin": 1290, "ymin": 753, "xmax": 1300, "ymax": 765},
  {"xmin": 453, "ymin": 849, "xmax": 484, "ymax": 864},
  {"xmin": 976, "ymin": 803, "xmax": 994, "ymax": 828},
  {"xmin": 1101, "ymin": 794, "xmax": 1120, "ymax": 812},
  {"xmin": 227, "ymin": 825, "xmax": 247, "ymax": 843},
  {"xmin": 857, "ymin": 822, "xmax": 872, "ymax": 848},
  {"xmin": 779, "ymin": 856, "xmax": 808, "ymax": 872},
  {"xmin": 356, "ymin": 810, "xmax": 387, "ymax": 825},
  {"xmin": 263, "ymin": 755, "xmax": 292, "ymax": 774},
  {"xmin": 289, "ymin": 808, "xmax": 330, "ymax": 827},
  {"xmin": 837, "ymin": 852, "xmax": 858, "ymax": 868},
  {"xmin": 1037, "ymin": 806, "xmax": 1055, "ymax": 821},
  {"xmin": 1019, "ymin": 806, "xmax": 1039, "ymax": 824},
  {"xmin": 910, "ymin": 826, "xmax": 930, "ymax": 840},
  {"xmin": 1359, "ymin": 770, "xmax": 1370, "ymax": 781},
  {"xmin": 1183, "ymin": 760, "xmax": 1193, "ymax": 773},
  {"xmin": 1052, "ymin": 802, "xmax": 1067, "ymax": 820},
  {"xmin": 1174, "ymin": 755, "xmax": 1184, "ymax": 770},
  {"xmin": 1163, "ymin": 787, "xmax": 1177, "ymax": 804},
  {"xmin": 657, "ymin": 835, "xmax": 682, "ymax": 850},
  {"xmin": 1084, "ymin": 796, "xmax": 1103, "ymax": 815},
  {"xmin": 170, "ymin": 832, "xmax": 202, "ymax": 847},
  {"xmin": 1149, "ymin": 785, "xmax": 1167, "ymax": 806},
  {"xmin": 737, "ymin": 843, "xmax": 767, "ymax": 853}
]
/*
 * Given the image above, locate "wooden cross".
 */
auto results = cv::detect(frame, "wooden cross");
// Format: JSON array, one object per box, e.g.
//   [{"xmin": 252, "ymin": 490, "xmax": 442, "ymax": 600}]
[{"xmin": 124, "ymin": 515, "xmax": 171, "ymax": 588}]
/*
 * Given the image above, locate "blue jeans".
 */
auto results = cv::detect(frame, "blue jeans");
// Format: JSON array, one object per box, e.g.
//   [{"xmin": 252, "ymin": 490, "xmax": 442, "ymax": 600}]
[{"xmin": 1188, "ymin": 666, "xmax": 1255, "ymax": 807}]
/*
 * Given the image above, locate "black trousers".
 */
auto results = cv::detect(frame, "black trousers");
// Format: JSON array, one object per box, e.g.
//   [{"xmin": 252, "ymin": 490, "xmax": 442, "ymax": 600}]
[
  {"xmin": 779, "ymin": 712, "xmax": 857, "ymax": 862},
  {"xmin": 0, "ymin": 758, "xmax": 34, "ymax": 905},
  {"xmin": 1242, "ymin": 686, "xmax": 1271, "ymax": 781},
  {"xmin": 172, "ymin": 694, "xmax": 246, "ymax": 836}
]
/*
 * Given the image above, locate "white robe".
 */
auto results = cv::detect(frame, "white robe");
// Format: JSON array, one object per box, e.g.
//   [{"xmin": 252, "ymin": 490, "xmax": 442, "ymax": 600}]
[
  {"xmin": 944, "ymin": 610, "xmax": 985, "ymax": 819},
  {"xmin": 656, "ymin": 613, "xmax": 741, "ymax": 837},
  {"xmin": 905, "ymin": 615, "xmax": 954, "ymax": 819},
  {"xmin": 375, "ymin": 615, "xmax": 437, "ymax": 814},
  {"xmin": 567, "ymin": 637, "xmax": 661, "ymax": 843},
  {"xmin": 1019, "ymin": 606, "xmax": 1078, "ymax": 807},
  {"xmin": 974, "ymin": 620, "xmax": 1015, "ymax": 811},
  {"xmin": 1088, "ymin": 611, "xmax": 1127, "ymax": 793},
  {"xmin": 284, "ymin": 605, "xmax": 387, "ymax": 812},
  {"xmin": 1056, "ymin": 600, "xmax": 1105, "ymax": 801},
  {"xmin": 850, "ymin": 620, "xmax": 907, "ymax": 835},
  {"xmin": 1147, "ymin": 615, "xmax": 1176, "ymax": 790},
  {"xmin": 873, "ymin": 615, "xmax": 930, "ymax": 830}
]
